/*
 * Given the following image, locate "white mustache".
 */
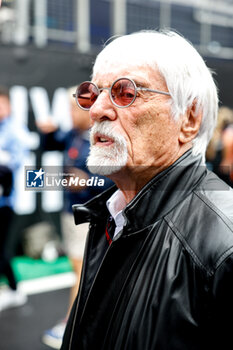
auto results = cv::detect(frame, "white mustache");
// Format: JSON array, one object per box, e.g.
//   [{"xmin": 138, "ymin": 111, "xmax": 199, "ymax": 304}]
[{"xmin": 90, "ymin": 121, "xmax": 126, "ymax": 146}]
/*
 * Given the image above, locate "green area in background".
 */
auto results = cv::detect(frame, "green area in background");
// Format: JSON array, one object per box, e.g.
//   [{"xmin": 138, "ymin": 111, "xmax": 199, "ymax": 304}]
[{"xmin": 0, "ymin": 256, "xmax": 72, "ymax": 285}]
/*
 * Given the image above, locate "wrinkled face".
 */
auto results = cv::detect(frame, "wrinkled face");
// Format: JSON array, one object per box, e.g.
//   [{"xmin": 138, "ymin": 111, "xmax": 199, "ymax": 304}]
[
  {"xmin": 87, "ymin": 65, "xmax": 183, "ymax": 176},
  {"xmin": 0, "ymin": 96, "xmax": 11, "ymax": 121}
]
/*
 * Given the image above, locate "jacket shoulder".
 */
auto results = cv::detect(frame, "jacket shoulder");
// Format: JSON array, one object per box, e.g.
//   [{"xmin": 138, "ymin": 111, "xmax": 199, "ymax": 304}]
[{"xmin": 166, "ymin": 171, "xmax": 233, "ymax": 275}]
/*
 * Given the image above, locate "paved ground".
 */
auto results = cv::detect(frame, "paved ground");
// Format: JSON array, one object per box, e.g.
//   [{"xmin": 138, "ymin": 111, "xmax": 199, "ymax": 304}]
[{"xmin": 0, "ymin": 287, "xmax": 69, "ymax": 350}]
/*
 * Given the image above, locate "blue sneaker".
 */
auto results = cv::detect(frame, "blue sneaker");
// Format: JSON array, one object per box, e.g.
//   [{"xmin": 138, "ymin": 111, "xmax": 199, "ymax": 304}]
[{"xmin": 42, "ymin": 320, "xmax": 66, "ymax": 349}]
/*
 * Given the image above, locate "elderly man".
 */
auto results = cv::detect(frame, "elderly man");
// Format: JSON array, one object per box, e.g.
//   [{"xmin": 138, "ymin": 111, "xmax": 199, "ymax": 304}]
[{"xmin": 61, "ymin": 30, "xmax": 233, "ymax": 350}]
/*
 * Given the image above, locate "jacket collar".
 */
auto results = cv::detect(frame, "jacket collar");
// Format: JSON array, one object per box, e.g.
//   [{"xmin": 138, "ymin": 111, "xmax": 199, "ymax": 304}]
[
  {"xmin": 73, "ymin": 150, "xmax": 206, "ymax": 233},
  {"xmin": 123, "ymin": 150, "xmax": 206, "ymax": 233}
]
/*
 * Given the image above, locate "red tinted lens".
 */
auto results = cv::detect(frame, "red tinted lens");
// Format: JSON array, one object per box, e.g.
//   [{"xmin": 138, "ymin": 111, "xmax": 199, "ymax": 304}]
[
  {"xmin": 77, "ymin": 82, "xmax": 98, "ymax": 109},
  {"xmin": 111, "ymin": 79, "xmax": 136, "ymax": 107}
]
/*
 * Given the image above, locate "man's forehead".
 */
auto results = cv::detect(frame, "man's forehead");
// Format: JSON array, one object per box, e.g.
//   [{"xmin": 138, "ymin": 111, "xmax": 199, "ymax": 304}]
[{"xmin": 92, "ymin": 66, "xmax": 162, "ymax": 86}]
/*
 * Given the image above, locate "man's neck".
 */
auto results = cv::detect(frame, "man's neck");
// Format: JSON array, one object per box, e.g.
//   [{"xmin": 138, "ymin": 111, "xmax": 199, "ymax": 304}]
[
  {"xmin": 109, "ymin": 146, "xmax": 192, "ymax": 204},
  {"xmin": 109, "ymin": 167, "xmax": 160, "ymax": 204}
]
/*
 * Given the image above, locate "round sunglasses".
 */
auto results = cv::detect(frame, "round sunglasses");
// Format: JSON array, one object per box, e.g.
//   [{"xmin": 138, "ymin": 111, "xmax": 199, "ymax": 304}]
[{"xmin": 72, "ymin": 77, "xmax": 171, "ymax": 110}]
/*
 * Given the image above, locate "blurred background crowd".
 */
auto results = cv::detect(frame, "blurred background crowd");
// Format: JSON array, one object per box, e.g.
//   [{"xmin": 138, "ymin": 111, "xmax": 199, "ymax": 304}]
[{"xmin": 0, "ymin": 0, "xmax": 233, "ymax": 349}]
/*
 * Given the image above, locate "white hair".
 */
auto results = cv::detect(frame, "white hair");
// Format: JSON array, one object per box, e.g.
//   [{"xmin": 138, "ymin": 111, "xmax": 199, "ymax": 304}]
[{"xmin": 92, "ymin": 30, "xmax": 219, "ymax": 163}]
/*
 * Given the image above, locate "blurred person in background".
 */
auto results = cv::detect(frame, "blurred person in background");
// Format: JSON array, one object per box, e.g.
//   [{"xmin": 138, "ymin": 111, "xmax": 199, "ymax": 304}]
[
  {"xmin": 0, "ymin": 86, "xmax": 29, "ymax": 311},
  {"xmin": 220, "ymin": 122, "xmax": 233, "ymax": 185},
  {"xmin": 206, "ymin": 106, "xmax": 233, "ymax": 186},
  {"xmin": 37, "ymin": 86, "xmax": 112, "ymax": 349}
]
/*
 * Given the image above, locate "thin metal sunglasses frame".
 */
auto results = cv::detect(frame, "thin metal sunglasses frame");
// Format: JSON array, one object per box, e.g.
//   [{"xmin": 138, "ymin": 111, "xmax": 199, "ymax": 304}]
[{"xmin": 72, "ymin": 77, "xmax": 171, "ymax": 110}]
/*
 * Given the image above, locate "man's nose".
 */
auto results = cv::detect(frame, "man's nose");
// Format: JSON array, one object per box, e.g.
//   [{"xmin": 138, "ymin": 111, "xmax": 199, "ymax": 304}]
[{"xmin": 89, "ymin": 90, "xmax": 117, "ymax": 123}]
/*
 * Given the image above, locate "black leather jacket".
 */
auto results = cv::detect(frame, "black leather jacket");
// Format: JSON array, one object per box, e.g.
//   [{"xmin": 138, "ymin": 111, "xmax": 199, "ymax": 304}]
[{"xmin": 61, "ymin": 150, "xmax": 233, "ymax": 350}]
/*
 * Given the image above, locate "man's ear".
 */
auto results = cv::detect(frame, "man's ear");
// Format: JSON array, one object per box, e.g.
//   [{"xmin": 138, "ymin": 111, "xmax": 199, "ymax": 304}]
[{"xmin": 179, "ymin": 99, "xmax": 203, "ymax": 144}]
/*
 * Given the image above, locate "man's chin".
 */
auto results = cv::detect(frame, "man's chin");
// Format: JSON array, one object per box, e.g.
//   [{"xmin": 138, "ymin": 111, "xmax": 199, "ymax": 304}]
[
  {"xmin": 87, "ymin": 163, "xmax": 125, "ymax": 176},
  {"xmin": 87, "ymin": 147, "xmax": 128, "ymax": 176}
]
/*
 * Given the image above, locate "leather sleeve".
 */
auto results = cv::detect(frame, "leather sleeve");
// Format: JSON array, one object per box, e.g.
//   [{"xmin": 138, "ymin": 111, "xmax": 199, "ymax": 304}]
[{"xmin": 210, "ymin": 252, "xmax": 233, "ymax": 349}]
